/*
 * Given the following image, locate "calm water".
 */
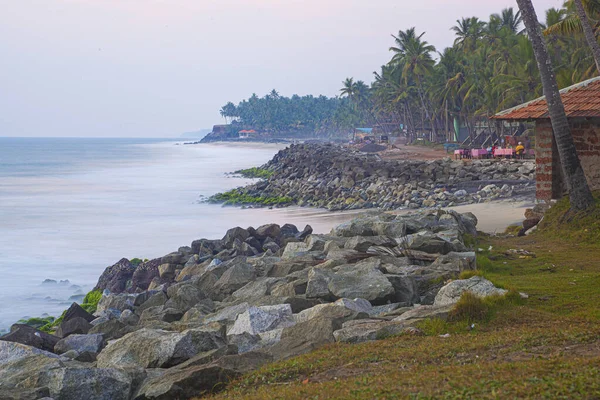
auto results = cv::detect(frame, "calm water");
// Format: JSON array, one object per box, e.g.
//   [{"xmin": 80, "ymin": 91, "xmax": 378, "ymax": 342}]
[{"xmin": 0, "ymin": 138, "xmax": 359, "ymax": 331}]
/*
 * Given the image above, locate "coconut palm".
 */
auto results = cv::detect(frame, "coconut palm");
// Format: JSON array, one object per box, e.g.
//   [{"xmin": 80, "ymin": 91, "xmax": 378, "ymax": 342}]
[{"xmin": 517, "ymin": 0, "xmax": 595, "ymax": 211}]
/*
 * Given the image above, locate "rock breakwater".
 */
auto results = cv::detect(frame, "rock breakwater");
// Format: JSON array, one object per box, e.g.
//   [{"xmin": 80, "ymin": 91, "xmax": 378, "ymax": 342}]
[
  {"xmin": 209, "ymin": 143, "xmax": 535, "ymax": 210},
  {"xmin": 0, "ymin": 209, "xmax": 510, "ymax": 399}
]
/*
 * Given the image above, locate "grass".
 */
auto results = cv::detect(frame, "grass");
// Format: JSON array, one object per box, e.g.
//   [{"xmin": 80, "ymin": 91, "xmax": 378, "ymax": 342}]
[
  {"xmin": 203, "ymin": 207, "xmax": 600, "ymax": 399},
  {"xmin": 209, "ymin": 189, "xmax": 294, "ymax": 206},
  {"xmin": 235, "ymin": 167, "xmax": 274, "ymax": 179}
]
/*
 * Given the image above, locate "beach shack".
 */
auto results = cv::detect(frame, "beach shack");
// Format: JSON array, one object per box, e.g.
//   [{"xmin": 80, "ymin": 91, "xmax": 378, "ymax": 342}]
[
  {"xmin": 238, "ymin": 129, "xmax": 257, "ymax": 139},
  {"xmin": 491, "ymin": 77, "xmax": 600, "ymax": 201}
]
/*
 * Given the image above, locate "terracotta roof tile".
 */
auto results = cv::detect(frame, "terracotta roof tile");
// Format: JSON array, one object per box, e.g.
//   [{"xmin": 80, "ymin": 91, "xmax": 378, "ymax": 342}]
[{"xmin": 492, "ymin": 77, "xmax": 600, "ymax": 120}]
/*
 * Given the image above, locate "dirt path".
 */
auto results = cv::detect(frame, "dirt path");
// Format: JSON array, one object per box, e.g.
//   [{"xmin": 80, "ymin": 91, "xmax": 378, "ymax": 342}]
[{"xmin": 378, "ymin": 145, "xmax": 448, "ymax": 161}]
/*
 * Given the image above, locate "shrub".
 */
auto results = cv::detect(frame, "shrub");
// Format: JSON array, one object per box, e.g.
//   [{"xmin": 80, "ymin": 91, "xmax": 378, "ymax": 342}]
[
  {"xmin": 130, "ymin": 258, "xmax": 144, "ymax": 266},
  {"xmin": 449, "ymin": 291, "xmax": 491, "ymax": 323}
]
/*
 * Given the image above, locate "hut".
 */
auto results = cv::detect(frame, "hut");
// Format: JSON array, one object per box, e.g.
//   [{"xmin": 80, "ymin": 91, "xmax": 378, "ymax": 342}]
[{"xmin": 491, "ymin": 77, "xmax": 600, "ymax": 201}]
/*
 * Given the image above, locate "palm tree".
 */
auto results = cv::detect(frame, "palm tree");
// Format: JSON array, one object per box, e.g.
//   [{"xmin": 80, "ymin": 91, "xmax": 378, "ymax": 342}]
[
  {"xmin": 492, "ymin": 7, "xmax": 524, "ymax": 34},
  {"xmin": 572, "ymin": 0, "xmax": 600, "ymax": 73},
  {"xmin": 451, "ymin": 17, "xmax": 487, "ymax": 50},
  {"xmin": 517, "ymin": 0, "xmax": 595, "ymax": 211},
  {"xmin": 544, "ymin": 0, "xmax": 600, "ymax": 73}
]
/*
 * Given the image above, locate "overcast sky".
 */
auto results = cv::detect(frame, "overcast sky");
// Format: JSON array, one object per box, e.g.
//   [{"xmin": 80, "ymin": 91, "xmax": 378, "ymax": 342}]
[{"xmin": 1, "ymin": 0, "xmax": 562, "ymax": 137}]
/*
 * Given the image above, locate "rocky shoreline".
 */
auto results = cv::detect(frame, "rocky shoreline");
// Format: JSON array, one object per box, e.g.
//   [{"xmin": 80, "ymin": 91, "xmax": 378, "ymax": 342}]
[
  {"xmin": 208, "ymin": 143, "xmax": 536, "ymax": 211},
  {"xmin": 0, "ymin": 209, "xmax": 512, "ymax": 399}
]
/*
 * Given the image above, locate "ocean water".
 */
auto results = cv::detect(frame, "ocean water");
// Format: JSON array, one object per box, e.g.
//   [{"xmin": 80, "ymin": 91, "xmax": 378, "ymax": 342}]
[{"xmin": 0, "ymin": 138, "xmax": 358, "ymax": 332}]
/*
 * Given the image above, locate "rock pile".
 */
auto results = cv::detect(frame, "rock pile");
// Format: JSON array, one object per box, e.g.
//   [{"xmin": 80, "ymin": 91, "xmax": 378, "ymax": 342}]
[
  {"xmin": 212, "ymin": 143, "xmax": 536, "ymax": 210},
  {"xmin": 0, "ymin": 210, "xmax": 508, "ymax": 399}
]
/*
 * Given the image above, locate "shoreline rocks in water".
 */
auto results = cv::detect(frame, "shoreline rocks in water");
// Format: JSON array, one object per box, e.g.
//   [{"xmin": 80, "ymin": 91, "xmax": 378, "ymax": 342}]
[
  {"xmin": 208, "ymin": 143, "xmax": 535, "ymax": 210},
  {"xmin": 0, "ymin": 209, "xmax": 510, "ymax": 399}
]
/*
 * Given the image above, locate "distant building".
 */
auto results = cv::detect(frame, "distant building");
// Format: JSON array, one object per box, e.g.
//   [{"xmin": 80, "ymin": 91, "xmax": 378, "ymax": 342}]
[
  {"xmin": 492, "ymin": 77, "xmax": 600, "ymax": 201},
  {"xmin": 238, "ymin": 129, "xmax": 257, "ymax": 139}
]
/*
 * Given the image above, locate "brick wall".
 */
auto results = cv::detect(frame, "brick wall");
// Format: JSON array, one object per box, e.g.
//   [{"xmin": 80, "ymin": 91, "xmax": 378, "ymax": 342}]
[{"xmin": 535, "ymin": 118, "xmax": 600, "ymax": 200}]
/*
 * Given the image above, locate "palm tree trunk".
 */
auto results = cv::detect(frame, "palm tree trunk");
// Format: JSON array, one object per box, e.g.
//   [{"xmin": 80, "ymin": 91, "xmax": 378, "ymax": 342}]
[
  {"xmin": 573, "ymin": 0, "xmax": 600, "ymax": 74},
  {"xmin": 517, "ymin": 0, "xmax": 595, "ymax": 211}
]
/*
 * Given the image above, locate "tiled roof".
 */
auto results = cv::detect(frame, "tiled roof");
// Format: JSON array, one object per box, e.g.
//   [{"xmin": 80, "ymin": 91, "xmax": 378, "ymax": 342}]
[{"xmin": 492, "ymin": 76, "xmax": 600, "ymax": 120}]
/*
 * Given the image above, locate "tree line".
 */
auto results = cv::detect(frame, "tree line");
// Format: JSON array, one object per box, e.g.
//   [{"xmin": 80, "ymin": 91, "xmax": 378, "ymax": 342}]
[{"xmin": 219, "ymin": 1, "xmax": 600, "ymax": 140}]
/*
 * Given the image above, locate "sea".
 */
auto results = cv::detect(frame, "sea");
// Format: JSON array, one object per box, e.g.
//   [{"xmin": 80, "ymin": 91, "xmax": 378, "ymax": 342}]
[{"xmin": 0, "ymin": 137, "xmax": 358, "ymax": 332}]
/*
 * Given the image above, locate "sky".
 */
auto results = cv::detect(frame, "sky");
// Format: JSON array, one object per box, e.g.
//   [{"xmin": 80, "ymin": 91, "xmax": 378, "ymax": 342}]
[{"xmin": 0, "ymin": 0, "xmax": 562, "ymax": 137}]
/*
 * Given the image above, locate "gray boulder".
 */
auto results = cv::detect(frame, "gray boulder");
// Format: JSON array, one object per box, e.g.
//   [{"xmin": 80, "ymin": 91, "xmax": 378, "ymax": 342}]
[
  {"xmin": 333, "ymin": 319, "xmax": 409, "ymax": 343},
  {"xmin": 227, "ymin": 305, "xmax": 295, "ymax": 336},
  {"xmin": 97, "ymin": 326, "xmax": 226, "ymax": 369},
  {"xmin": 343, "ymin": 236, "xmax": 396, "ymax": 252},
  {"xmin": 54, "ymin": 333, "xmax": 104, "ymax": 356},
  {"xmin": 0, "ymin": 324, "xmax": 60, "ymax": 352},
  {"xmin": 56, "ymin": 317, "xmax": 92, "ymax": 338},
  {"xmin": 222, "ymin": 227, "xmax": 250, "ymax": 248},
  {"xmin": 328, "ymin": 261, "xmax": 395, "ymax": 305},
  {"xmin": 294, "ymin": 299, "xmax": 370, "ymax": 325},
  {"xmin": 268, "ymin": 317, "xmax": 338, "ymax": 361},
  {"xmin": 165, "ymin": 283, "xmax": 205, "ymax": 312},
  {"xmin": 434, "ymin": 276, "xmax": 508, "ymax": 306},
  {"xmin": 393, "ymin": 304, "xmax": 454, "ymax": 321},
  {"xmin": 385, "ymin": 275, "xmax": 420, "ymax": 304},
  {"xmin": 305, "ymin": 267, "xmax": 334, "ymax": 300},
  {"xmin": 88, "ymin": 319, "xmax": 134, "ymax": 341},
  {"xmin": 214, "ymin": 259, "xmax": 256, "ymax": 296}
]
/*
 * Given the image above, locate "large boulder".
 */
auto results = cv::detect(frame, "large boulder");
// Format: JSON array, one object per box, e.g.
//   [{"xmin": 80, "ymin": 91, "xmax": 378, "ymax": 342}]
[
  {"xmin": 0, "ymin": 324, "xmax": 60, "ymax": 352},
  {"xmin": 255, "ymin": 223, "xmax": 281, "ymax": 240},
  {"xmin": 130, "ymin": 258, "xmax": 162, "ymax": 292},
  {"xmin": 267, "ymin": 317, "xmax": 338, "ymax": 361},
  {"xmin": 165, "ymin": 283, "xmax": 205, "ymax": 312},
  {"xmin": 63, "ymin": 302, "xmax": 95, "ymax": 323},
  {"xmin": 327, "ymin": 260, "xmax": 395, "ymax": 305},
  {"xmin": 281, "ymin": 242, "xmax": 309, "ymax": 259},
  {"xmin": 96, "ymin": 293, "xmax": 136, "ymax": 314},
  {"xmin": 305, "ymin": 267, "xmax": 334, "ymax": 300},
  {"xmin": 203, "ymin": 303, "xmax": 251, "ymax": 324},
  {"xmin": 227, "ymin": 305, "xmax": 295, "ymax": 336},
  {"xmin": 213, "ymin": 258, "xmax": 256, "ymax": 296},
  {"xmin": 385, "ymin": 275, "xmax": 420, "ymax": 304},
  {"xmin": 230, "ymin": 277, "xmax": 285, "ymax": 302},
  {"xmin": 94, "ymin": 258, "xmax": 136, "ymax": 293},
  {"xmin": 41, "ymin": 367, "xmax": 136, "ymax": 400},
  {"xmin": 343, "ymin": 236, "xmax": 396, "ymax": 252},
  {"xmin": 294, "ymin": 299, "xmax": 370, "ymax": 325},
  {"xmin": 132, "ymin": 364, "xmax": 239, "ymax": 400},
  {"xmin": 222, "ymin": 227, "xmax": 250, "ymax": 248},
  {"xmin": 88, "ymin": 319, "xmax": 134, "ymax": 341},
  {"xmin": 56, "ymin": 317, "xmax": 92, "ymax": 338},
  {"xmin": 133, "ymin": 352, "xmax": 270, "ymax": 400},
  {"xmin": 97, "ymin": 326, "xmax": 226, "ymax": 369},
  {"xmin": 333, "ymin": 319, "xmax": 410, "ymax": 343},
  {"xmin": 54, "ymin": 333, "xmax": 105, "ymax": 356},
  {"xmin": 434, "ymin": 276, "xmax": 508, "ymax": 306},
  {"xmin": 393, "ymin": 304, "xmax": 454, "ymax": 321},
  {"xmin": 137, "ymin": 291, "xmax": 168, "ymax": 313}
]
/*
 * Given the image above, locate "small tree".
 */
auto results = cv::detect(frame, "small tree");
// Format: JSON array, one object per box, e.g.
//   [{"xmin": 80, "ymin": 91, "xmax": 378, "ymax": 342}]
[{"xmin": 517, "ymin": 0, "xmax": 595, "ymax": 211}]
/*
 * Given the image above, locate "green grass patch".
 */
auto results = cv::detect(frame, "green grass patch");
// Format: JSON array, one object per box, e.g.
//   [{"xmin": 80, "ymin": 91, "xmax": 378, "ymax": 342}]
[
  {"xmin": 17, "ymin": 316, "xmax": 55, "ymax": 330},
  {"xmin": 536, "ymin": 191, "xmax": 600, "ymax": 243},
  {"xmin": 81, "ymin": 289, "xmax": 102, "ymax": 314},
  {"xmin": 209, "ymin": 190, "xmax": 293, "ymax": 206},
  {"xmin": 458, "ymin": 269, "xmax": 482, "ymax": 280},
  {"xmin": 235, "ymin": 167, "xmax": 274, "ymax": 179}
]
